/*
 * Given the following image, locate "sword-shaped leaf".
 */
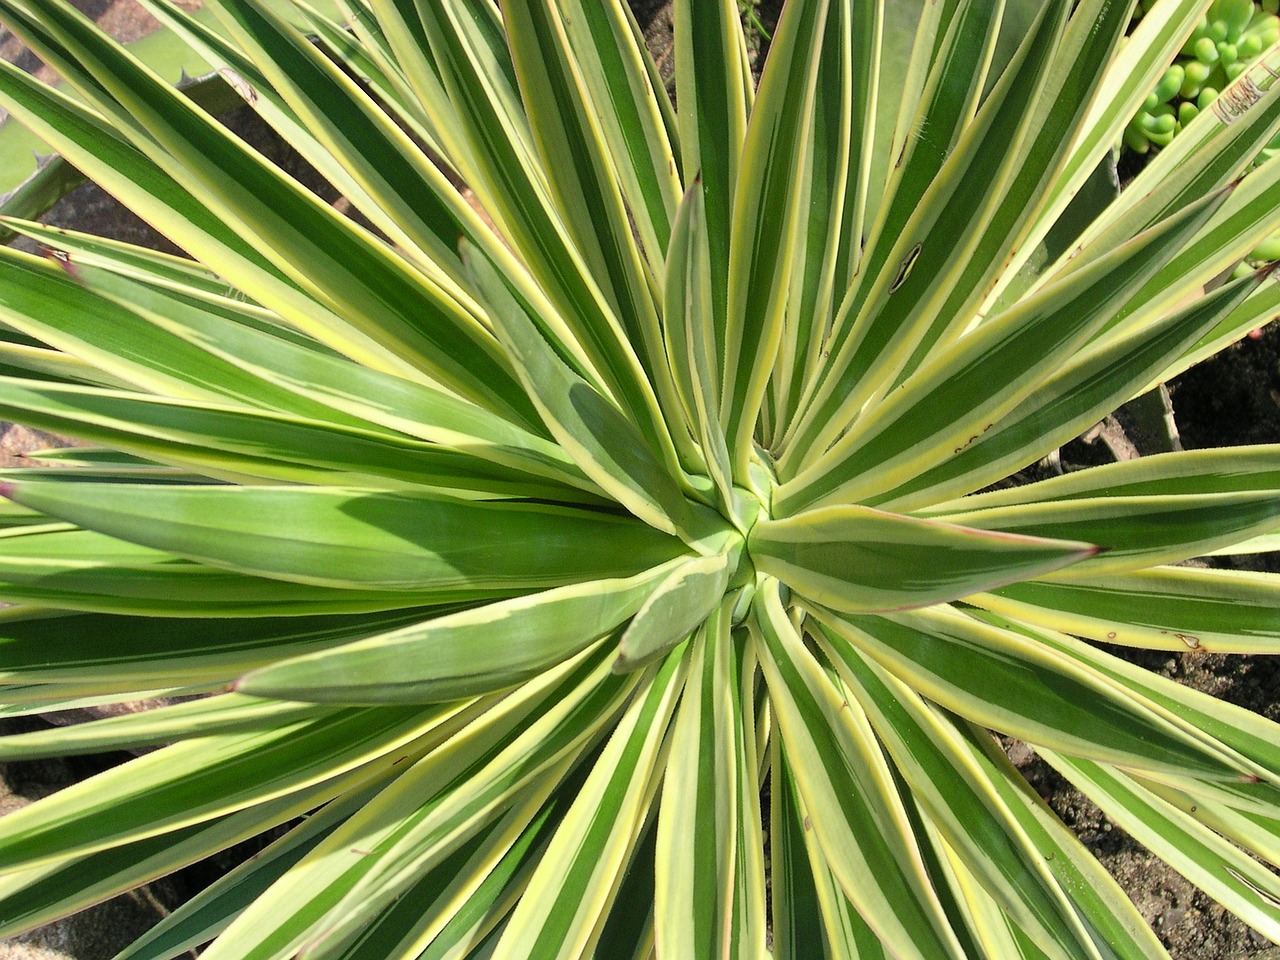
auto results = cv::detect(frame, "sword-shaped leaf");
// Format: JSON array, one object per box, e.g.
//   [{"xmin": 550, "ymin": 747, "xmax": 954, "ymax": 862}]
[
  {"xmin": 238, "ymin": 560, "xmax": 683, "ymax": 703},
  {"xmin": 0, "ymin": 0, "xmax": 533, "ymax": 420},
  {"xmin": 0, "ymin": 57, "xmax": 424, "ymax": 383},
  {"xmin": 868, "ymin": 268, "xmax": 1267, "ymax": 513},
  {"xmin": 655, "ymin": 603, "xmax": 767, "ymax": 959},
  {"xmin": 812, "ymin": 604, "xmax": 1253, "ymax": 782},
  {"xmin": 777, "ymin": 183, "xmax": 1232, "ymax": 512},
  {"xmin": 937, "ymin": 491, "xmax": 1280, "ymax": 576},
  {"xmin": 0, "ymin": 481, "xmax": 685, "ymax": 592},
  {"xmin": 751, "ymin": 579, "xmax": 968, "ymax": 960},
  {"xmin": 721, "ymin": 0, "xmax": 830, "ymax": 480},
  {"xmin": 0, "ymin": 378, "xmax": 575, "ymax": 500},
  {"xmin": 0, "ymin": 607, "xmax": 447, "ymax": 691},
  {"xmin": 1042, "ymin": 754, "xmax": 1280, "ymax": 943},
  {"xmin": 488, "ymin": 652, "xmax": 685, "ymax": 959},
  {"xmin": 674, "ymin": 0, "xmax": 750, "ymax": 367},
  {"xmin": 614, "ymin": 547, "xmax": 737, "ymax": 672},
  {"xmin": 974, "ymin": 565, "xmax": 1280, "ymax": 654},
  {"xmin": 0, "ymin": 525, "xmax": 442, "ymax": 617},
  {"xmin": 825, "ymin": 643, "xmax": 1109, "ymax": 960},
  {"xmin": 749, "ymin": 504, "xmax": 1095, "ymax": 613},
  {"xmin": 465, "ymin": 241, "xmax": 699, "ymax": 537},
  {"xmin": 0, "ymin": 703, "xmax": 447, "ymax": 869}
]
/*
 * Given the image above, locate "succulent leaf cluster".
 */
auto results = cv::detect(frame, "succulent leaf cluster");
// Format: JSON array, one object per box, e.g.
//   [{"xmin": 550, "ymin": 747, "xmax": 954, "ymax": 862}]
[
  {"xmin": 1128, "ymin": 0, "xmax": 1280, "ymax": 153},
  {"xmin": 0, "ymin": 1, "xmax": 1276, "ymax": 958}
]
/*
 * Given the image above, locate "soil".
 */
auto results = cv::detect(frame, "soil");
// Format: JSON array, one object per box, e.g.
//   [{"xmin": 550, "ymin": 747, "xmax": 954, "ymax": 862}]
[{"xmin": 2, "ymin": 3, "xmax": 1280, "ymax": 959}]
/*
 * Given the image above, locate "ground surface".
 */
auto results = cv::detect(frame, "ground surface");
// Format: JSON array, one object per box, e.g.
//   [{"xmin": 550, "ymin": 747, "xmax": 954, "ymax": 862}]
[{"xmin": 1, "ymin": 2, "xmax": 1280, "ymax": 958}]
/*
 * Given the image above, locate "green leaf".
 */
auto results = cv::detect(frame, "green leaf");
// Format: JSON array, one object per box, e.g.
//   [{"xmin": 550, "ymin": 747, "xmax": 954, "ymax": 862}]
[
  {"xmin": 776, "ymin": 182, "xmax": 1235, "ymax": 512},
  {"xmin": 0, "ymin": 694, "xmax": 323, "ymax": 760},
  {"xmin": 868, "ymin": 270, "xmax": 1267, "ymax": 513},
  {"xmin": 674, "ymin": 0, "xmax": 750, "ymax": 367},
  {"xmin": 0, "ymin": 776, "xmax": 370, "ymax": 945},
  {"xmin": 655, "ymin": 603, "xmax": 766, "ymax": 959},
  {"xmin": 721, "ymin": 0, "xmax": 831, "ymax": 477},
  {"xmin": 238, "ymin": 560, "xmax": 683, "ymax": 703},
  {"xmin": 0, "ymin": 704, "xmax": 448, "ymax": 869},
  {"xmin": 488, "ymin": 651, "xmax": 686, "ymax": 959},
  {"xmin": 614, "ymin": 550, "xmax": 737, "ymax": 671},
  {"xmin": 936, "ymin": 491, "xmax": 1280, "ymax": 576},
  {"xmin": 0, "ymin": 607, "xmax": 448, "ymax": 694},
  {"xmin": 0, "ymin": 481, "xmax": 685, "ymax": 593},
  {"xmin": 751, "ymin": 579, "xmax": 968, "ymax": 960},
  {"xmin": 826, "ymin": 643, "xmax": 1109, "ymax": 960},
  {"xmin": 0, "ymin": 525, "xmax": 437, "ymax": 617},
  {"xmin": 974, "ymin": 565, "xmax": 1280, "ymax": 655},
  {"xmin": 554, "ymin": 0, "xmax": 681, "ymax": 270},
  {"xmin": 1043, "ymin": 754, "xmax": 1280, "ymax": 942},
  {"xmin": 749, "ymin": 503, "xmax": 1096, "ymax": 612},
  {"xmin": 812, "ymin": 604, "xmax": 1254, "ymax": 782},
  {"xmin": 464, "ymin": 241, "xmax": 700, "ymax": 537}
]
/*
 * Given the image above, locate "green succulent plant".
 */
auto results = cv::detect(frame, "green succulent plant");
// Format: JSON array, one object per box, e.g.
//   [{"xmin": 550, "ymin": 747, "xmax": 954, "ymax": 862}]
[{"xmin": 0, "ymin": 0, "xmax": 1279, "ymax": 957}]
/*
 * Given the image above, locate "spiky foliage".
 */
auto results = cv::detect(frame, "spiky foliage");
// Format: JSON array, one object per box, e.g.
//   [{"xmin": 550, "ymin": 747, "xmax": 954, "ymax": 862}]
[{"xmin": 0, "ymin": 0, "xmax": 1278, "ymax": 957}]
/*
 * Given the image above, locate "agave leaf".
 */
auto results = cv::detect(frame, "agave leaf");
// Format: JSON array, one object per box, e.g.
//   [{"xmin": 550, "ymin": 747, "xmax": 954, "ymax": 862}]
[
  {"xmin": 302, "ymin": 651, "xmax": 647, "ymax": 960},
  {"xmin": 655, "ymin": 604, "xmax": 766, "ymax": 958},
  {"xmin": 0, "ymin": 693, "xmax": 324, "ymax": 759},
  {"xmin": 770, "ymin": 0, "xmax": 881, "ymax": 438},
  {"xmin": 237, "ymin": 560, "xmax": 683, "ymax": 703},
  {"xmin": 974, "ymin": 566, "xmax": 1280, "ymax": 655},
  {"xmin": 958, "ymin": 721, "xmax": 1175, "ymax": 960},
  {"xmin": 720, "ymin": 0, "xmax": 831, "ymax": 476},
  {"xmin": 780, "ymin": 0, "xmax": 1071, "ymax": 470},
  {"xmin": 487, "ymin": 651, "xmax": 685, "ymax": 959},
  {"xmin": 0, "ymin": 53, "xmax": 434, "ymax": 383},
  {"xmin": 936, "ymin": 492, "xmax": 1280, "ymax": 575},
  {"xmin": 869, "ymin": 268, "xmax": 1267, "ymax": 513},
  {"xmin": 663, "ymin": 177, "xmax": 731, "ymax": 501},
  {"xmin": 554, "ymin": 0, "xmax": 682, "ymax": 270},
  {"xmin": 1069, "ymin": 44, "xmax": 1280, "ymax": 261},
  {"xmin": 503, "ymin": 0, "xmax": 659, "ymax": 347},
  {"xmin": 0, "ymin": 607, "xmax": 450, "ymax": 691},
  {"xmin": 1140, "ymin": 777, "xmax": 1280, "ymax": 872},
  {"xmin": 0, "ymin": 380, "xmax": 577, "ymax": 499},
  {"xmin": 0, "ymin": 775, "xmax": 373, "ymax": 945},
  {"xmin": 1043, "ymin": 754, "xmax": 1280, "ymax": 943},
  {"xmin": 777, "ymin": 182, "xmax": 1234, "ymax": 511},
  {"xmin": 0, "ymin": 481, "xmax": 685, "ymax": 592},
  {"xmin": 769, "ymin": 735, "xmax": 888, "ymax": 959},
  {"xmin": 464, "ymin": 240, "xmax": 701, "ymax": 536},
  {"xmin": 749, "ymin": 503, "xmax": 1096, "ymax": 613},
  {"xmin": 0, "ymin": 703, "xmax": 449, "ymax": 870},
  {"xmin": 614, "ymin": 551, "xmax": 738, "ymax": 672},
  {"xmin": 140, "ymin": 0, "xmax": 476, "ymax": 300},
  {"xmin": 110, "ymin": 782, "xmax": 380, "ymax": 960},
  {"xmin": 0, "ymin": 525, "xmax": 444, "ymax": 617},
  {"xmin": 831, "ymin": 647, "xmax": 1110, "ymax": 960},
  {"xmin": 299, "ymin": 789, "xmax": 564, "ymax": 960},
  {"xmin": 674, "ymin": 0, "xmax": 750, "ymax": 365},
  {"xmin": 197, "ymin": 649, "xmax": 627, "ymax": 960},
  {"xmin": 0, "ymin": 0, "xmax": 540, "ymax": 416},
  {"xmin": 974, "ymin": 612, "xmax": 1280, "ymax": 786},
  {"xmin": 751, "ymin": 579, "xmax": 968, "ymax": 960},
  {"xmin": 811, "ymin": 604, "xmax": 1255, "ymax": 782},
  {"xmin": 1003, "ymin": 0, "xmax": 1209, "ymax": 297},
  {"xmin": 0, "ymin": 244, "xmax": 599, "ymax": 493}
]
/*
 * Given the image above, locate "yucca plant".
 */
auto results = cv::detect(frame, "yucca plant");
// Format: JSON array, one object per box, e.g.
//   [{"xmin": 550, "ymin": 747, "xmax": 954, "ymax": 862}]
[{"xmin": 0, "ymin": 0, "xmax": 1279, "ymax": 956}]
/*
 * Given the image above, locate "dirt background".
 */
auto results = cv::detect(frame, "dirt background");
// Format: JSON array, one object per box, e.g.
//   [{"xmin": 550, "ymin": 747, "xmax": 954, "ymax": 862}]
[{"xmin": 1, "ymin": 2, "xmax": 1280, "ymax": 958}]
